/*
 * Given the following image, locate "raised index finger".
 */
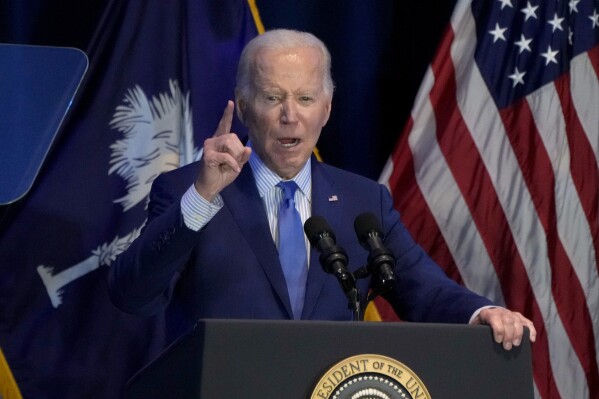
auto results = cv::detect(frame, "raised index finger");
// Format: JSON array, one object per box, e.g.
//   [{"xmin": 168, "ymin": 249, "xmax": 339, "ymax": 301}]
[{"xmin": 215, "ymin": 100, "xmax": 234, "ymax": 137}]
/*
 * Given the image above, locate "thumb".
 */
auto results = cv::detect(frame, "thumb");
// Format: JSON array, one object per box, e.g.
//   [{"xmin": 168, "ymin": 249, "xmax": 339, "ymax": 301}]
[{"xmin": 238, "ymin": 147, "xmax": 252, "ymax": 166}]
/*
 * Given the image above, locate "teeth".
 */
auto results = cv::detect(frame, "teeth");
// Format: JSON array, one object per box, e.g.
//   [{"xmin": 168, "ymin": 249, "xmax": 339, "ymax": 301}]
[{"xmin": 278, "ymin": 139, "xmax": 299, "ymax": 147}]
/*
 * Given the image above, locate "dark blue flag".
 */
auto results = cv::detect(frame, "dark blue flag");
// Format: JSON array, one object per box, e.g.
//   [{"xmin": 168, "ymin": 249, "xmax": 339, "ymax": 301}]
[{"xmin": 0, "ymin": 0, "xmax": 258, "ymax": 397}]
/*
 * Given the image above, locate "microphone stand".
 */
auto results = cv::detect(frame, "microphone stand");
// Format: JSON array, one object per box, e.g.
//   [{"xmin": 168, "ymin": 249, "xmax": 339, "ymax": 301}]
[
  {"xmin": 353, "ymin": 265, "xmax": 394, "ymax": 319},
  {"xmin": 348, "ymin": 287, "xmax": 361, "ymax": 321},
  {"xmin": 334, "ymin": 263, "xmax": 395, "ymax": 321},
  {"xmin": 331, "ymin": 268, "xmax": 361, "ymax": 321}
]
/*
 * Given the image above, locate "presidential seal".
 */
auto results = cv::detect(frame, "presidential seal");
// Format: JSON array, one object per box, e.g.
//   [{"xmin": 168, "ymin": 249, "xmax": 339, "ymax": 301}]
[{"xmin": 310, "ymin": 354, "xmax": 431, "ymax": 399}]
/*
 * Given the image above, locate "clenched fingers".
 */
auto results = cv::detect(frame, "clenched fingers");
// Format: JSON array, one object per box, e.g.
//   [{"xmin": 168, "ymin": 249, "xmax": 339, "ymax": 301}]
[
  {"xmin": 204, "ymin": 133, "xmax": 248, "ymax": 173},
  {"xmin": 194, "ymin": 102, "xmax": 251, "ymax": 200}
]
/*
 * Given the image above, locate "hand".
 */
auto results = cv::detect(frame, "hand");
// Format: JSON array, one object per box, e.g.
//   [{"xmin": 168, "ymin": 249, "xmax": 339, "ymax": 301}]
[
  {"xmin": 194, "ymin": 101, "xmax": 252, "ymax": 201},
  {"xmin": 473, "ymin": 307, "xmax": 537, "ymax": 350}
]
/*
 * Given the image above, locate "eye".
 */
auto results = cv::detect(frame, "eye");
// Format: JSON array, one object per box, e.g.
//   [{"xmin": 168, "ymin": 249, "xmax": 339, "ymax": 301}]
[{"xmin": 299, "ymin": 96, "xmax": 314, "ymax": 104}]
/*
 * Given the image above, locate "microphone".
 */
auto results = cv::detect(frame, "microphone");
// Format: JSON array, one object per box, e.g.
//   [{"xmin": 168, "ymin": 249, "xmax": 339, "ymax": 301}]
[
  {"xmin": 353, "ymin": 212, "xmax": 396, "ymax": 287},
  {"xmin": 304, "ymin": 216, "xmax": 355, "ymax": 294}
]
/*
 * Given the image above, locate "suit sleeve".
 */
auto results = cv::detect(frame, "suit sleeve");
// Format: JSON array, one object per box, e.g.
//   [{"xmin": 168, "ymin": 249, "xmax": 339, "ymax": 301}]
[
  {"xmin": 107, "ymin": 173, "xmax": 201, "ymax": 316},
  {"xmin": 377, "ymin": 185, "xmax": 494, "ymax": 324}
]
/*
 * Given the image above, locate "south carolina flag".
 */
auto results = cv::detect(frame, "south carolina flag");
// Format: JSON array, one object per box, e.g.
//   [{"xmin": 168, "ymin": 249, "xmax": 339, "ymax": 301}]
[{"xmin": 0, "ymin": 1, "xmax": 260, "ymax": 397}]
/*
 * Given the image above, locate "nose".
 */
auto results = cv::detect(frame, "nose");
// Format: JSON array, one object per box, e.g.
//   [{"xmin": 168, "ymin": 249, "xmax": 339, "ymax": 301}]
[{"xmin": 281, "ymin": 100, "xmax": 298, "ymax": 124}]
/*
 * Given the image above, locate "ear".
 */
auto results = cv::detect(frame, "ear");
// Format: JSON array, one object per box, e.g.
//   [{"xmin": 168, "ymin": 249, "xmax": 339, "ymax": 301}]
[
  {"xmin": 235, "ymin": 90, "xmax": 246, "ymax": 125},
  {"xmin": 322, "ymin": 98, "xmax": 332, "ymax": 127}
]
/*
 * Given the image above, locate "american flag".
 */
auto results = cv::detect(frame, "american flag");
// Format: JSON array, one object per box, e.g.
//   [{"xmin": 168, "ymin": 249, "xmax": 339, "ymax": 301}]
[{"xmin": 379, "ymin": 0, "xmax": 599, "ymax": 397}]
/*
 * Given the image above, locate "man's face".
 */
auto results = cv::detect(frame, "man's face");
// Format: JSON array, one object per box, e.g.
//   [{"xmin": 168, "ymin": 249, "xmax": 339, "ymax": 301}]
[{"xmin": 237, "ymin": 46, "xmax": 332, "ymax": 179}]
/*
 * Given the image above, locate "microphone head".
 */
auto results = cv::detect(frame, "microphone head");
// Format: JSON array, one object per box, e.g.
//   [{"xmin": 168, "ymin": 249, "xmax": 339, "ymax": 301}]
[
  {"xmin": 353, "ymin": 212, "xmax": 383, "ymax": 244},
  {"xmin": 304, "ymin": 215, "xmax": 336, "ymax": 247}
]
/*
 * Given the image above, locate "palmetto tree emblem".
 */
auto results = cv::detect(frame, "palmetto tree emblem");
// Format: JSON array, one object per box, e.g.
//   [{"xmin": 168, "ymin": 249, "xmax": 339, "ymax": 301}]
[{"xmin": 38, "ymin": 79, "xmax": 198, "ymax": 307}]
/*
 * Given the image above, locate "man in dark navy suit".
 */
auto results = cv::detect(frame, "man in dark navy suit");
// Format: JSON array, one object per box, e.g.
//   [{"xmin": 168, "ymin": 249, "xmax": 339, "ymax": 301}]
[{"xmin": 108, "ymin": 29, "xmax": 535, "ymax": 351}]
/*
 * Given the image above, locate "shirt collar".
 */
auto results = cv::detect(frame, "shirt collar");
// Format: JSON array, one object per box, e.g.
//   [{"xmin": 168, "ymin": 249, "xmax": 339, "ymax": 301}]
[{"xmin": 248, "ymin": 140, "xmax": 312, "ymax": 199}]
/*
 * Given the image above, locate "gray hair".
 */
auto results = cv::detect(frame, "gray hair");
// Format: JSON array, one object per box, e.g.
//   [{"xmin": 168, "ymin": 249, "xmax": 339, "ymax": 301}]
[{"xmin": 235, "ymin": 29, "xmax": 334, "ymax": 101}]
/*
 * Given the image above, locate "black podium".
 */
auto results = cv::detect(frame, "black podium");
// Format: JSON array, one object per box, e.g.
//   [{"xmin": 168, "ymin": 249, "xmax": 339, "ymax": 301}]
[{"xmin": 125, "ymin": 319, "xmax": 533, "ymax": 399}]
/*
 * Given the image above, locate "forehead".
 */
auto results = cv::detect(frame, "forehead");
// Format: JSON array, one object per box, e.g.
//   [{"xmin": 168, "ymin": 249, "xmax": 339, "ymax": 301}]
[{"xmin": 251, "ymin": 46, "xmax": 324, "ymax": 89}]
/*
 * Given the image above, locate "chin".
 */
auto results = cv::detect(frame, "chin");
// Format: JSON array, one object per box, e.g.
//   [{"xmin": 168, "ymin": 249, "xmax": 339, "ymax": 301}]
[{"xmin": 274, "ymin": 163, "xmax": 302, "ymax": 179}]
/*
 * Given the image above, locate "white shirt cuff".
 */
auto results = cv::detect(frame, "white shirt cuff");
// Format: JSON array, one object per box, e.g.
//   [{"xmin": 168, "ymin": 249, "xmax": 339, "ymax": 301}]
[
  {"xmin": 180, "ymin": 185, "xmax": 223, "ymax": 231},
  {"xmin": 469, "ymin": 305, "xmax": 498, "ymax": 324}
]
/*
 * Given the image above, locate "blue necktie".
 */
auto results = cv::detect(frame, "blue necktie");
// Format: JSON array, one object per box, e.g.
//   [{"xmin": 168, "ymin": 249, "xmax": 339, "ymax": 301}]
[{"xmin": 277, "ymin": 181, "xmax": 308, "ymax": 319}]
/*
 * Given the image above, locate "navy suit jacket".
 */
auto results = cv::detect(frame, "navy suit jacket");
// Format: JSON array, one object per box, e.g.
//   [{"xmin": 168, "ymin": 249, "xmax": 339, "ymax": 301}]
[{"xmin": 108, "ymin": 157, "xmax": 493, "ymax": 330}]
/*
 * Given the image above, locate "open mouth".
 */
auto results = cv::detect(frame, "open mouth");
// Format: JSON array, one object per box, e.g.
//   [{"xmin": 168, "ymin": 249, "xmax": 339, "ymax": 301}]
[{"xmin": 277, "ymin": 138, "xmax": 300, "ymax": 148}]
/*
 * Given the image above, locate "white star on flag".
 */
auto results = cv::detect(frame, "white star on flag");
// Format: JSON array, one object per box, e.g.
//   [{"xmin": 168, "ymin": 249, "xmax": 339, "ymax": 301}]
[
  {"xmin": 568, "ymin": 0, "xmax": 581, "ymax": 13},
  {"xmin": 489, "ymin": 23, "xmax": 508, "ymax": 42},
  {"xmin": 521, "ymin": 1, "xmax": 539, "ymax": 21},
  {"xmin": 590, "ymin": 9, "xmax": 599, "ymax": 28},
  {"xmin": 508, "ymin": 66, "xmax": 526, "ymax": 86},
  {"xmin": 548, "ymin": 13, "xmax": 565, "ymax": 32},
  {"xmin": 541, "ymin": 45, "xmax": 559, "ymax": 65},
  {"xmin": 515, "ymin": 34, "xmax": 533, "ymax": 53}
]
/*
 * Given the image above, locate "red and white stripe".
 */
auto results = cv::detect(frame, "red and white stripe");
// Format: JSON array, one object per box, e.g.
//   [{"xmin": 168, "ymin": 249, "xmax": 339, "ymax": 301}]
[{"xmin": 379, "ymin": 2, "xmax": 599, "ymax": 398}]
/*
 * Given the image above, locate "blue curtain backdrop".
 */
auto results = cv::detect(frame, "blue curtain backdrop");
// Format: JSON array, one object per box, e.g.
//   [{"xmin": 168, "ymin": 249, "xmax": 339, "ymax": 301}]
[{"xmin": 0, "ymin": 0, "xmax": 457, "ymax": 180}]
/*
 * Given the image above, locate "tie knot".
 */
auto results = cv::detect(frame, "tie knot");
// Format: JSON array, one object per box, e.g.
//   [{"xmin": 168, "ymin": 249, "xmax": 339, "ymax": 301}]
[{"xmin": 277, "ymin": 181, "xmax": 298, "ymax": 201}]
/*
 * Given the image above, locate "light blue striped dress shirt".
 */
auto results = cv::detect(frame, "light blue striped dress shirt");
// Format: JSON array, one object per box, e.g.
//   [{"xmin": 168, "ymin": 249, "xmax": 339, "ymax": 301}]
[{"xmin": 180, "ymin": 142, "xmax": 312, "ymax": 262}]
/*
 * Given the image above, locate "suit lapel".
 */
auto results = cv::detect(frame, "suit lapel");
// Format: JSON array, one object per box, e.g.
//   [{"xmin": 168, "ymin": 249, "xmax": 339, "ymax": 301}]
[
  {"xmin": 301, "ymin": 160, "xmax": 344, "ymax": 319},
  {"xmin": 221, "ymin": 159, "xmax": 346, "ymax": 320},
  {"xmin": 221, "ymin": 165, "xmax": 294, "ymax": 318}
]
